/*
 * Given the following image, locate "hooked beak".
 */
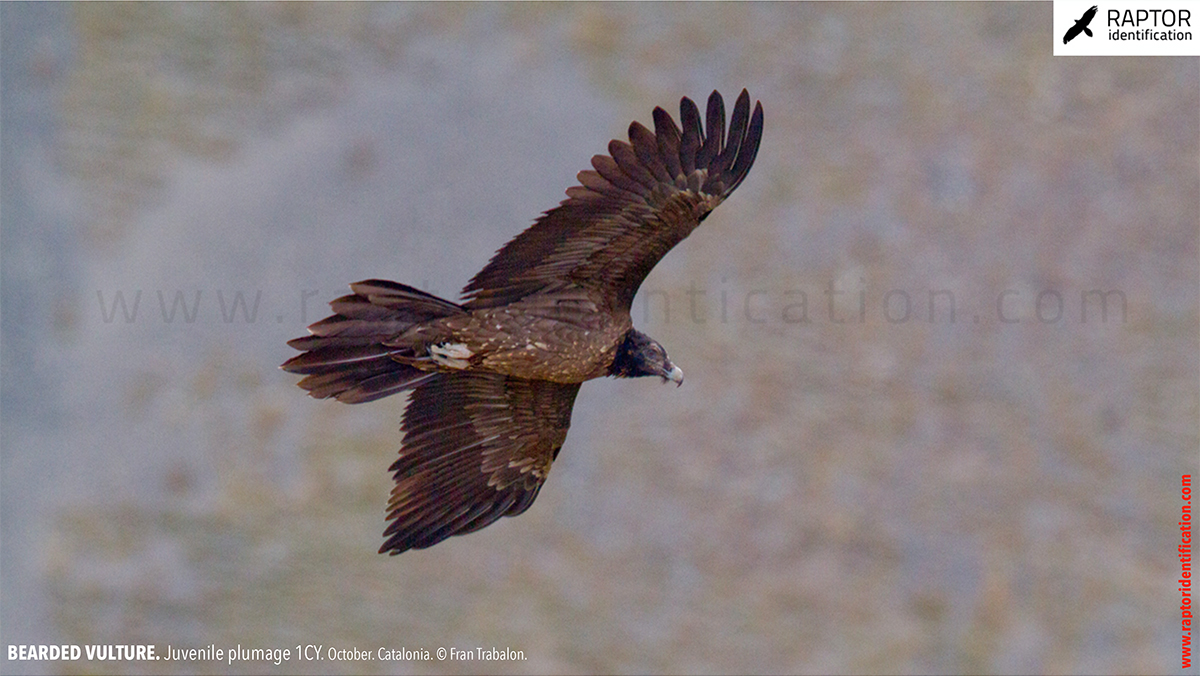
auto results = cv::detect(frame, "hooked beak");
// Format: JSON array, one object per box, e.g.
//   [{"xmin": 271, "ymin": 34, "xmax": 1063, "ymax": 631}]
[{"xmin": 662, "ymin": 363, "xmax": 684, "ymax": 387}]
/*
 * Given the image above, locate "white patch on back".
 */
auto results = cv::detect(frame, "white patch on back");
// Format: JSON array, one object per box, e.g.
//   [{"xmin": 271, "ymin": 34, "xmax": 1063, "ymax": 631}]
[{"xmin": 429, "ymin": 342, "xmax": 473, "ymax": 369}]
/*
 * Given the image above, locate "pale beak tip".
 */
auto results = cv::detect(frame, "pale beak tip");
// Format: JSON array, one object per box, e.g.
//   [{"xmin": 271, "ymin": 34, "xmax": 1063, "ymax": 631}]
[{"xmin": 666, "ymin": 365, "xmax": 684, "ymax": 387}]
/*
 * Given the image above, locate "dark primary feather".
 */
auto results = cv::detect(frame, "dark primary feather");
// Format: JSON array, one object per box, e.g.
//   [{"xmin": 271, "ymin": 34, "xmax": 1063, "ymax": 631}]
[
  {"xmin": 461, "ymin": 89, "xmax": 764, "ymax": 312},
  {"xmin": 380, "ymin": 372, "xmax": 581, "ymax": 554}
]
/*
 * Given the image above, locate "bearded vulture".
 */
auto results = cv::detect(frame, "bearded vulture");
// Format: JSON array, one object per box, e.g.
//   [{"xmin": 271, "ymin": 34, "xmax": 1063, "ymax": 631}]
[{"xmin": 282, "ymin": 89, "xmax": 764, "ymax": 554}]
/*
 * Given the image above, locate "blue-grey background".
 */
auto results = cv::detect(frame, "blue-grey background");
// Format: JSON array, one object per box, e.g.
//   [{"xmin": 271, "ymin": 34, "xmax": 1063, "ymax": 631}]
[{"xmin": 2, "ymin": 3, "xmax": 1196, "ymax": 674}]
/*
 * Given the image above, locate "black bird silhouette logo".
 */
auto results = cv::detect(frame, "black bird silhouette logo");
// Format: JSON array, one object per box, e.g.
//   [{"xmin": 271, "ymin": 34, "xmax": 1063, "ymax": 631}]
[{"xmin": 1063, "ymin": 5, "xmax": 1099, "ymax": 44}]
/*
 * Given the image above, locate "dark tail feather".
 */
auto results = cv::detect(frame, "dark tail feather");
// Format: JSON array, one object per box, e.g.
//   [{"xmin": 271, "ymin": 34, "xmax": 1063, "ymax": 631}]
[{"xmin": 281, "ymin": 280, "xmax": 462, "ymax": 404}]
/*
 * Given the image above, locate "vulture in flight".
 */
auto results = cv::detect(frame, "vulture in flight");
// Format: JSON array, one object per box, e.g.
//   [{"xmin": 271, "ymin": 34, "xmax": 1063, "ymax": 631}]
[
  {"xmin": 1063, "ymin": 5, "xmax": 1098, "ymax": 44},
  {"xmin": 282, "ymin": 89, "xmax": 764, "ymax": 555}
]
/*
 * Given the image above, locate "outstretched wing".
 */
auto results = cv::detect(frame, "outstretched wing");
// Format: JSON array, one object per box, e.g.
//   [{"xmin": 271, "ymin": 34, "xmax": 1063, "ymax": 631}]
[
  {"xmin": 380, "ymin": 372, "xmax": 581, "ymax": 555},
  {"xmin": 462, "ymin": 89, "xmax": 764, "ymax": 312}
]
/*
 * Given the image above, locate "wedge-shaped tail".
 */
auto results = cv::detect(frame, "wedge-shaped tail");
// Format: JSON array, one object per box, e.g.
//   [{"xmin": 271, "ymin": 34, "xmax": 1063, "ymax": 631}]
[{"xmin": 281, "ymin": 280, "xmax": 464, "ymax": 403}]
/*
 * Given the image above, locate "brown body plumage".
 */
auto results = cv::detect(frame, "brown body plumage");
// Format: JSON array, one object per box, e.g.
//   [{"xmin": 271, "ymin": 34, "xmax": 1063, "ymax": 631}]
[{"xmin": 282, "ymin": 90, "xmax": 764, "ymax": 554}]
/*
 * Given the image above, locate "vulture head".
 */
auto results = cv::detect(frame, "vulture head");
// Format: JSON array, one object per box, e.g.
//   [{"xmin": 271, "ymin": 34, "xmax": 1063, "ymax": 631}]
[{"xmin": 609, "ymin": 329, "xmax": 683, "ymax": 386}]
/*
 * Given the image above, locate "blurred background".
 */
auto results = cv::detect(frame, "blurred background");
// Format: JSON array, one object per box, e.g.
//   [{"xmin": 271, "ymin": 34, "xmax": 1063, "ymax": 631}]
[{"xmin": 2, "ymin": 3, "xmax": 1196, "ymax": 674}]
